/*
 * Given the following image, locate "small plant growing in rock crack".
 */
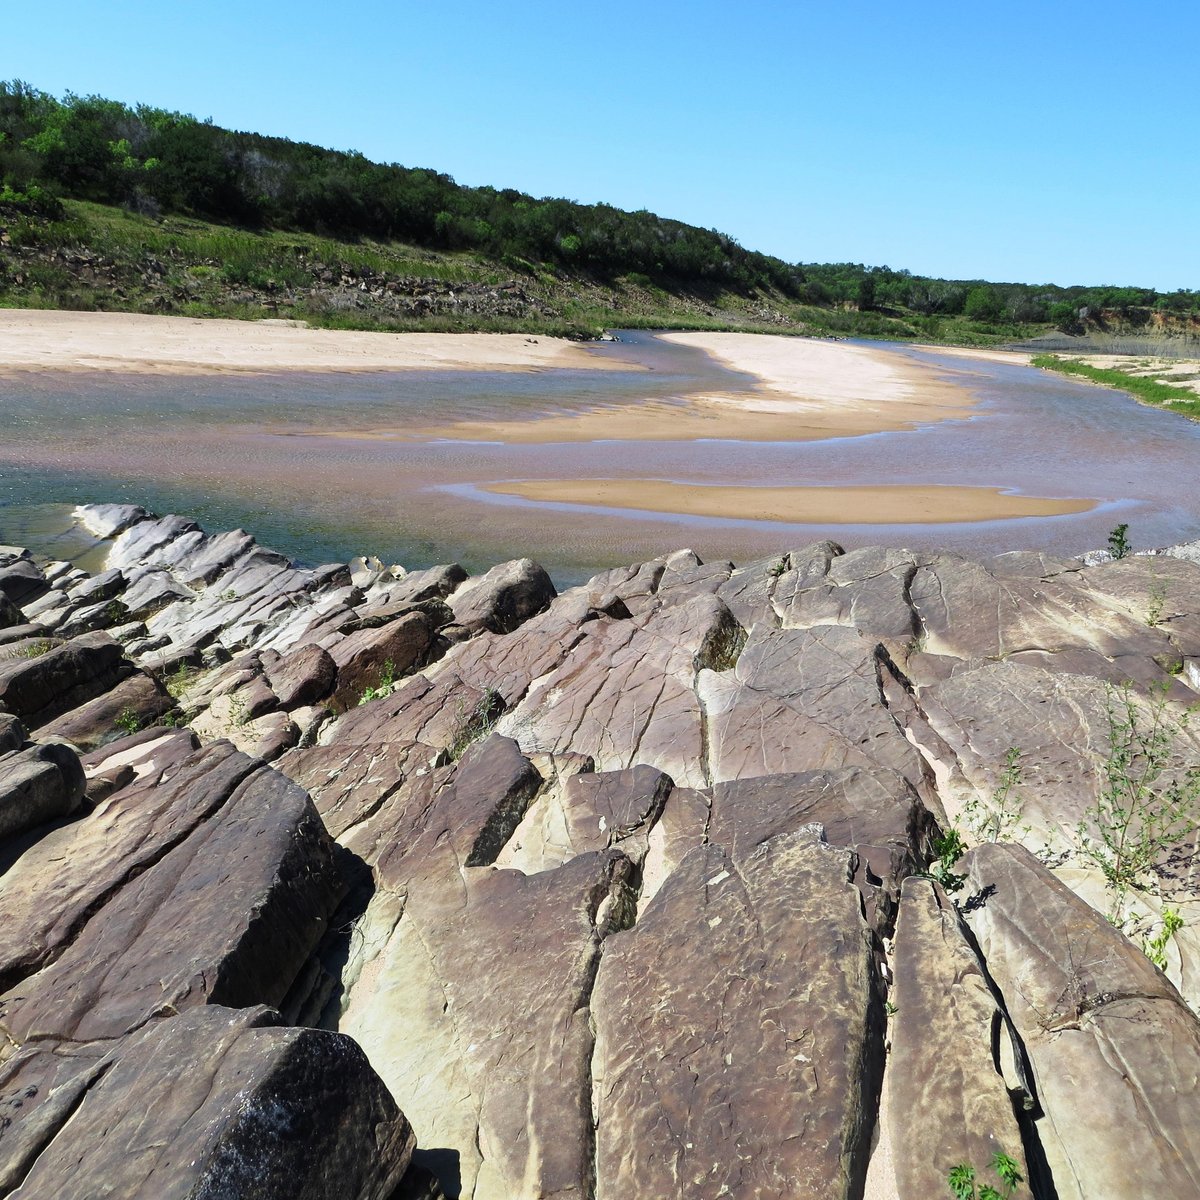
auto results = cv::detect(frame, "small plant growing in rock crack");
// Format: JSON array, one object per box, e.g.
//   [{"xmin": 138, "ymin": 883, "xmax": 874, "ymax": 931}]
[
  {"xmin": 1107, "ymin": 522, "xmax": 1131, "ymax": 560},
  {"xmin": 1146, "ymin": 577, "xmax": 1167, "ymax": 628},
  {"xmin": 165, "ymin": 662, "xmax": 198, "ymax": 699},
  {"xmin": 947, "ymin": 1151, "xmax": 1023, "ymax": 1200},
  {"xmin": 1141, "ymin": 906, "xmax": 1184, "ymax": 971},
  {"xmin": 114, "ymin": 707, "xmax": 141, "ymax": 735},
  {"xmin": 928, "ymin": 827, "xmax": 968, "ymax": 893},
  {"xmin": 1076, "ymin": 681, "xmax": 1200, "ymax": 921},
  {"xmin": 356, "ymin": 659, "xmax": 396, "ymax": 706},
  {"xmin": 14, "ymin": 639, "xmax": 53, "ymax": 658},
  {"xmin": 449, "ymin": 686, "xmax": 502, "ymax": 759},
  {"xmin": 218, "ymin": 588, "xmax": 239, "ymax": 602},
  {"xmin": 964, "ymin": 747, "xmax": 1031, "ymax": 844},
  {"xmin": 767, "ymin": 556, "xmax": 788, "ymax": 578}
]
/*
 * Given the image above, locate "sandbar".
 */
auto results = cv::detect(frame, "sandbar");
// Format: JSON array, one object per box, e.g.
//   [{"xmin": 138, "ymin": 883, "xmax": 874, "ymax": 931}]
[
  {"xmin": 406, "ymin": 332, "xmax": 977, "ymax": 444},
  {"xmin": 484, "ymin": 480, "xmax": 1095, "ymax": 525},
  {"xmin": 0, "ymin": 309, "xmax": 618, "ymax": 375}
]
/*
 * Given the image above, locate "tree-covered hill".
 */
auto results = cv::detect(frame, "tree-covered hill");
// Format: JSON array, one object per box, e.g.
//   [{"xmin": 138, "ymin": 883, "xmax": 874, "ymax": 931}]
[{"xmin": 1, "ymin": 81, "xmax": 1197, "ymax": 341}]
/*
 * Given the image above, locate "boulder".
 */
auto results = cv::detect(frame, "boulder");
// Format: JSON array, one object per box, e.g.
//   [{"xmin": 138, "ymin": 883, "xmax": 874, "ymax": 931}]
[
  {"xmin": 266, "ymin": 642, "xmax": 337, "ymax": 708},
  {"xmin": 448, "ymin": 557, "xmax": 556, "ymax": 634},
  {"xmin": 0, "ymin": 765, "xmax": 344, "ymax": 1044},
  {"xmin": 36, "ymin": 669, "xmax": 174, "ymax": 751},
  {"xmin": 0, "ymin": 740, "xmax": 86, "ymax": 843},
  {"xmin": 0, "ymin": 561, "xmax": 49, "ymax": 608},
  {"xmin": 0, "ymin": 631, "xmax": 130, "ymax": 729},
  {"xmin": 2, "ymin": 1004, "xmax": 414, "ymax": 1200}
]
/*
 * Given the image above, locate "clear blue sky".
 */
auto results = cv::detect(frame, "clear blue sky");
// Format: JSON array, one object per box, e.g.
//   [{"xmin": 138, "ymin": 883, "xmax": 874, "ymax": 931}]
[{"xmin": 5, "ymin": 0, "xmax": 1197, "ymax": 290}]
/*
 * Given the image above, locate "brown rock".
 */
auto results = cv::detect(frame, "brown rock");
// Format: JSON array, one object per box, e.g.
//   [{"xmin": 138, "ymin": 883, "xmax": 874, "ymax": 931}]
[
  {"xmin": 887, "ymin": 877, "xmax": 1032, "ymax": 1200},
  {"xmin": 266, "ymin": 642, "xmax": 337, "ymax": 708},
  {"xmin": 0, "ymin": 631, "xmax": 130, "ymax": 729},
  {"xmin": 0, "ymin": 740, "xmax": 86, "ymax": 843},
  {"xmin": 961, "ymin": 843, "xmax": 1200, "ymax": 1199},
  {"xmin": 448, "ymin": 557, "xmax": 556, "ymax": 634},
  {"xmin": 592, "ymin": 831, "xmax": 879, "ymax": 1199},
  {"xmin": 4, "ymin": 1005, "xmax": 414, "ymax": 1200},
  {"xmin": 0, "ymin": 766, "xmax": 343, "ymax": 1045},
  {"xmin": 36, "ymin": 668, "xmax": 173, "ymax": 751}
]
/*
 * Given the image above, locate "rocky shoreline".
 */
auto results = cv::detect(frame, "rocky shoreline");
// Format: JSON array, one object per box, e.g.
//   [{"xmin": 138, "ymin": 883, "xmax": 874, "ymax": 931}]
[{"xmin": 3, "ymin": 504, "xmax": 1200, "ymax": 1198}]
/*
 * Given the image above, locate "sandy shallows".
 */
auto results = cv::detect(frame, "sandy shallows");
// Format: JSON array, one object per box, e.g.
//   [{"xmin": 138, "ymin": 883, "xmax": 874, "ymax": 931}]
[
  {"xmin": 0, "ymin": 309, "xmax": 621, "ymax": 374},
  {"xmin": 483, "ymin": 480, "xmax": 1095, "ymax": 524},
  {"xmin": 409, "ymin": 331, "xmax": 977, "ymax": 443}
]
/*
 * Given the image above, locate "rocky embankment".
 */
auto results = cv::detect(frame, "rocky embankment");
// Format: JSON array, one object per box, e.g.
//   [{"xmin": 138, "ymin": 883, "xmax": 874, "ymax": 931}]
[{"xmin": 3, "ymin": 504, "xmax": 1200, "ymax": 1198}]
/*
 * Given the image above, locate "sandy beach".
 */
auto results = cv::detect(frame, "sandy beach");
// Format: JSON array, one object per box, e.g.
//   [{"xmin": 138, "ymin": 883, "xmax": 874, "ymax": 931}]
[
  {"xmin": 406, "ymin": 330, "xmax": 977, "ymax": 443},
  {"xmin": 0, "ymin": 309, "xmax": 615, "ymax": 374},
  {"xmin": 484, "ymin": 480, "xmax": 1095, "ymax": 524}
]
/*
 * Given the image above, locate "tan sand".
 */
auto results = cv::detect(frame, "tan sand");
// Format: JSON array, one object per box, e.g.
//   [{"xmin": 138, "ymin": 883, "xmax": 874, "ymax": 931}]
[
  {"xmin": 406, "ymin": 331, "xmax": 977, "ymax": 444},
  {"xmin": 484, "ymin": 480, "xmax": 1095, "ymax": 524},
  {"xmin": 0, "ymin": 309, "xmax": 619, "ymax": 375},
  {"xmin": 910, "ymin": 343, "xmax": 1032, "ymax": 366}
]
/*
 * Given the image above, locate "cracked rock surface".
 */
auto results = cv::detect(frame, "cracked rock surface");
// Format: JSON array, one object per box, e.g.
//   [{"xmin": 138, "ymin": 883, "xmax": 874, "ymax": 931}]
[{"xmin": 3, "ymin": 504, "xmax": 1200, "ymax": 1198}]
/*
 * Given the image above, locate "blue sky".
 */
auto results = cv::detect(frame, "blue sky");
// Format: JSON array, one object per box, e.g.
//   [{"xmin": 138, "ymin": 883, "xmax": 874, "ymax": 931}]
[{"xmin": 5, "ymin": 0, "xmax": 1197, "ymax": 290}]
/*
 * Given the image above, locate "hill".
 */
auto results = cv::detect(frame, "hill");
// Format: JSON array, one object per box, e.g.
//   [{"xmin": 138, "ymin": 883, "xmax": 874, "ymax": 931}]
[{"xmin": 2, "ymin": 82, "xmax": 1198, "ymax": 342}]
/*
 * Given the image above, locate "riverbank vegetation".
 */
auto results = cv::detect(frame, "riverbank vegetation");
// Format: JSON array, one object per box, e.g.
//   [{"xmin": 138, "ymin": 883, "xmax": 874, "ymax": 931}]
[
  {"xmin": 3, "ymin": 82, "xmax": 1199, "ymax": 342},
  {"xmin": 1032, "ymin": 354, "xmax": 1200, "ymax": 420}
]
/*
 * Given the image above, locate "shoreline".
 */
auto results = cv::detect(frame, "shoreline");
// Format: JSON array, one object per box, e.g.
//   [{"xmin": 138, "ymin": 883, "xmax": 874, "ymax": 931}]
[
  {"xmin": 0, "ymin": 309, "xmax": 620, "ymax": 375},
  {"xmin": 482, "ymin": 480, "xmax": 1096, "ymax": 525}
]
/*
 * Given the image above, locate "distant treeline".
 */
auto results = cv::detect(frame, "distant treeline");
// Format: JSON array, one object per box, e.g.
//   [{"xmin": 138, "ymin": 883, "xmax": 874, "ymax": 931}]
[{"xmin": 1, "ymin": 81, "xmax": 1197, "ymax": 325}]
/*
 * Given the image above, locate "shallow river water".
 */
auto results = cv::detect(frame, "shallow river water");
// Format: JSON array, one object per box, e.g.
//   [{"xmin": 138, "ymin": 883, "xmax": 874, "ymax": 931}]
[{"xmin": 1, "ymin": 332, "xmax": 1198, "ymax": 585}]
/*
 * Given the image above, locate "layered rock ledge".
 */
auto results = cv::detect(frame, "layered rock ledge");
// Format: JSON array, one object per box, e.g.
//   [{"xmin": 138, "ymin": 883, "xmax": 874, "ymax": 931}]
[{"xmin": 2, "ymin": 503, "xmax": 1200, "ymax": 1198}]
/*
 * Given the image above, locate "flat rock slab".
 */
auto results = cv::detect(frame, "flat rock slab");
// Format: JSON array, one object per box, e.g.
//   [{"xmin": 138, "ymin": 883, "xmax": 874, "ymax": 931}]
[
  {"xmin": 0, "ymin": 760, "xmax": 343, "ymax": 1044},
  {"xmin": 592, "ymin": 831, "xmax": 879, "ymax": 1200},
  {"xmin": 4, "ymin": 1004, "xmax": 414, "ymax": 1200},
  {"xmin": 962, "ymin": 843, "xmax": 1200, "ymax": 1200},
  {"xmin": 699, "ymin": 624, "xmax": 930, "ymax": 795},
  {"xmin": 342, "ymin": 849, "xmax": 636, "ymax": 1200},
  {"xmin": 887, "ymin": 877, "xmax": 1031, "ymax": 1199}
]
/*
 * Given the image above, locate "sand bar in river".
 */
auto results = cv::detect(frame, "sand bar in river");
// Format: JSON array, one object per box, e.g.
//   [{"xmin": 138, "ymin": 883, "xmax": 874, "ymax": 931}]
[{"xmin": 483, "ymin": 480, "xmax": 1095, "ymax": 524}]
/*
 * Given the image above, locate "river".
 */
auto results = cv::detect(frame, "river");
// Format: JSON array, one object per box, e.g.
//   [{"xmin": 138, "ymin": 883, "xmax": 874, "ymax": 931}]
[{"xmin": 1, "ymin": 333, "xmax": 1198, "ymax": 585}]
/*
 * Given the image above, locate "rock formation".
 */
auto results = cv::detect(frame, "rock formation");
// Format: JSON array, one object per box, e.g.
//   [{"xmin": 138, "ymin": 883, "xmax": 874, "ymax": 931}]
[{"xmin": 3, "ymin": 505, "xmax": 1200, "ymax": 1198}]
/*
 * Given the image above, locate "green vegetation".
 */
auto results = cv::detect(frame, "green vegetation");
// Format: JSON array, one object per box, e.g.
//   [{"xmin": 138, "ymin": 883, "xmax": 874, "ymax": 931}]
[
  {"xmin": 114, "ymin": 707, "xmax": 141, "ymax": 735},
  {"xmin": 13, "ymin": 638, "xmax": 53, "ymax": 657},
  {"xmin": 1033, "ymin": 355, "xmax": 1200, "ymax": 421},
  {"xmin": 947, "ymin": 1151, "xmax": 1024, "ymax": 1200},
  {"xmin": 1107, "ymin": 522, "xmax": 1132, "ymax": 560},
  {"xmin": 449, "ymin": 687, "xmax": 503, "ymax": 760},
  {"xmin": 4, "ymin": 81, "xmax": 1198, "ymax": 340},
  {"xmin": 963, "ymin": 747, "xmax": 1030, "ymax": 844},
  {"xmin": 1076, "ymin": 683, "xmax": 1200, "ymax": 922},
  {"xmin": 357, "ymin": 658, "xmax": 396, "ymax": 706},
  {"xmin": 1142, "ymin": 907, "xmax": 1184, "ymax": 971},
  {"xmin": 928, "ymin": 828, "xmax": 968, "ymax": 894}
]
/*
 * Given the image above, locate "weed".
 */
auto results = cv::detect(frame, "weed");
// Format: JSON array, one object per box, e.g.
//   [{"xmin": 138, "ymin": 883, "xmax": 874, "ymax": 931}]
[
  {"xmin": 964, "ymin": 748, "xmax": 1030, "ymax": 844},
  {"xmin": 217, "ymin": 588, "xmax": 239, "ymax": 602},
  {"xmin": 114, "ymin": 707, "xmax": 141, "ymax": 735},
  {"xmin": 1108, "ymin": 522, "xmax": 1131, "ymax": 560},
  {"xmin": 767, "ymin": 557, "xmax": 788, "ymax": 578},
  {"xmin": 448, "ymin": 686, "xmax": 502, "ymax": 759},
  {"xmin": 357, "ymin": 659, "xmax": 396, "ymax": 706},
  {"xmin": 928, "ymin": 828, "xmax": 968, "ymax": 894},
  {"xmin": 14, "ymin": 639, "xmax": 53, "ymax": 658},
  {"xmin": 947, "ymin": 1151, "xmax": 1023, "ymax": 1200},
  {"xmin": 1146, "ymin": 577, "xmax": 1167, "ymax": 628},
  {"xmin": 1142, "ymin": 907, "xmax": 1184, "ymax": 971},
  {"xmin": 1076, "ymin": 682, "xmax": 1200, "ymax": 920},
  {"xmin": 165, "ymin": 662, "xmax": 197, "ymax": 699}
]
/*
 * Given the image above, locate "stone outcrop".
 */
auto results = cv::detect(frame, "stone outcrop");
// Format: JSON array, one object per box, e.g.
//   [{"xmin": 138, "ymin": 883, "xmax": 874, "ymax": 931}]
[{"xmin": 5, "ymin": 503, "xmax": 1200, "ymax": 1199}]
